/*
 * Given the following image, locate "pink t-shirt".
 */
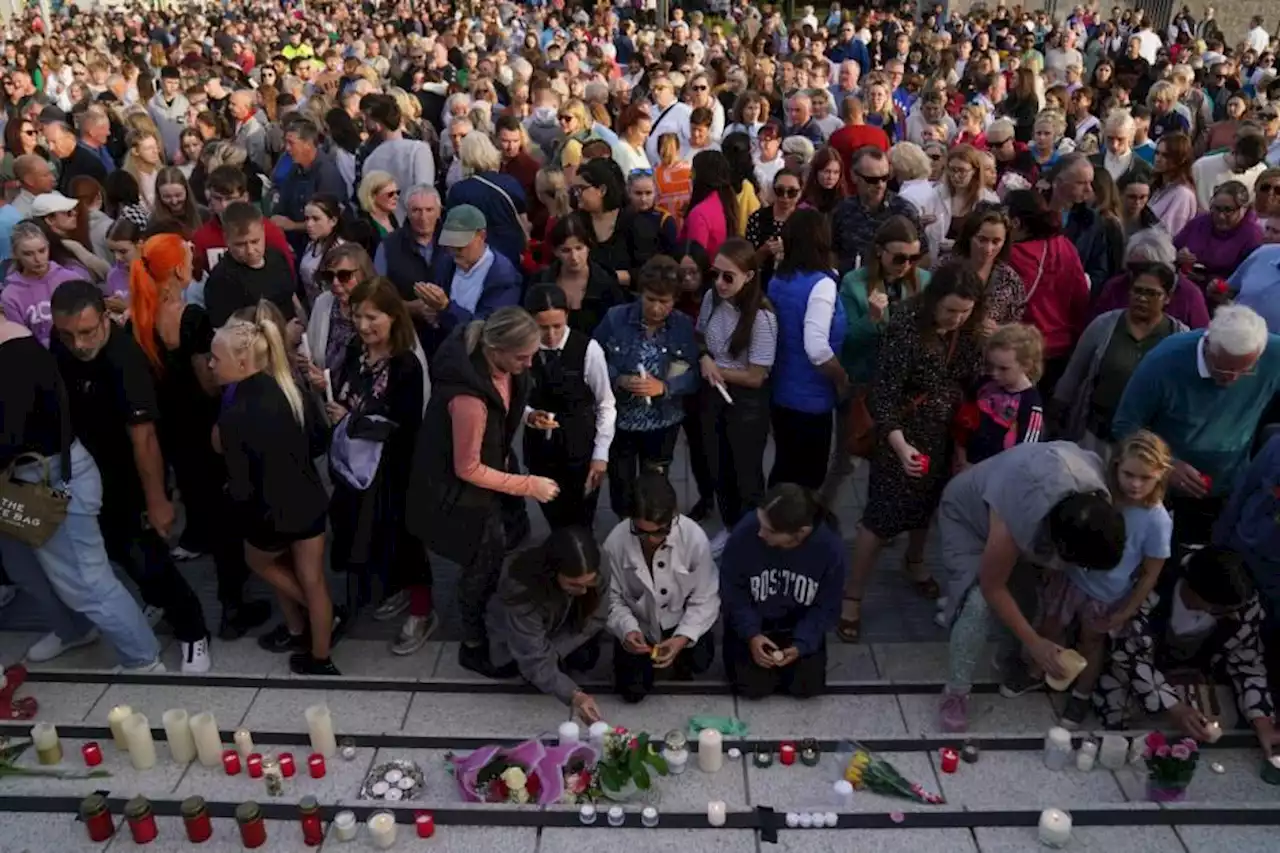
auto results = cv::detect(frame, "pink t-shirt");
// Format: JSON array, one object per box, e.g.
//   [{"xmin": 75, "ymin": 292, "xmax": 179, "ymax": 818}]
[{"xmin": 679, "ymin": 193, "xmax": 728, "ymax": 260}]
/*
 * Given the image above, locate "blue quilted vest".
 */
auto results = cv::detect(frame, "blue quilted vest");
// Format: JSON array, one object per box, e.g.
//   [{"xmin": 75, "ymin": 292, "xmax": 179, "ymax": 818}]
[{"xmin": 769, "ymin": 269, "xmax": 847, "ymax": 414}]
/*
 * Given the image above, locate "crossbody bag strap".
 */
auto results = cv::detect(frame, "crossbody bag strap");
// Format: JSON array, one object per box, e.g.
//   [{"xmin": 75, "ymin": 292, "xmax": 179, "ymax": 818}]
[
  {"xmin": 1023, "ymin": 243, "xmax": 1050, "ymax": 304},
  {"xmin": 472, "ymin": 175, "xmax": 530, "ymax": 238},
  {"xmin": 648, "ymin": 103, "xmax": 679, "ymax": 140},
  {"xmin": 54, "ymin": 371, "xmax": 72, "ymax": 485}
]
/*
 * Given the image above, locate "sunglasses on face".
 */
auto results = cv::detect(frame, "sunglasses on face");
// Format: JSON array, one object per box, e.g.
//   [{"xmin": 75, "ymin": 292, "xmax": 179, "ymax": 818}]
[
  {"xmin": 630, "ymin": 520, "xmax": 673, "ymax": 538},
  {"xmin": 381, "ymin": 188, "xmax": 400, "ymax": 198},
  {"xmin": 318, "ymin": 268, "xmax": 359, "ymax": 285},
  {"xmin": 713, "ymin": 268, "xmax": 742, "ymax": 284},
  {"xmin": 557, "ymin": 114, "xmax": 575, "ymax": 124},
  {"xmin": 774, "ymin": 186, "xmax": 800, "ymax": 198},
  {"xmin": 1211, "ymin": 204, "xmax": 1240, "ymax": 215},
  {"xmin": 886, "ymin": 251, "xmax": 923, "ymax": 265},
  {"xmin": 1260, "ymin": 184, "xmax": 1280, "ymax": 195},
  {"xmin": 857, "ymin": 173, "xmax": 890, "ymax": 184}
]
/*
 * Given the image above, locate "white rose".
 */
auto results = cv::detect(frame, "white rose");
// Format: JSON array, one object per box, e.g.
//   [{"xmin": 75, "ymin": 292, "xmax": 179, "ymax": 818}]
[{"xmin": 501, "ymin": 767, "xmax": 528, "ymax": 790}]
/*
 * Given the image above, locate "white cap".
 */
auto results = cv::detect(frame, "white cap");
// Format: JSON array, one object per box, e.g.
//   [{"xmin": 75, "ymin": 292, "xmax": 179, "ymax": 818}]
[{"xmin": 30, "ymin": 191, "xmax": 79, "ymax": 218}]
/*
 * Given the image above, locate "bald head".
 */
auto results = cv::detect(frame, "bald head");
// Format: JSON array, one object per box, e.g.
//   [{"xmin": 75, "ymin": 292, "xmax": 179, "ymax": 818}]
[{"xmin": 14, "ymin": 154, "xmax": 54, "ymax": 194}]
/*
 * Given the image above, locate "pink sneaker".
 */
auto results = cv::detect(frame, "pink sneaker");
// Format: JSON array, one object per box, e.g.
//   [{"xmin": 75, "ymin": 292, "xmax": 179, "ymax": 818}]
[{"xmin": 939, "ymin": 690, "xmax": 969, "ymax": 733}]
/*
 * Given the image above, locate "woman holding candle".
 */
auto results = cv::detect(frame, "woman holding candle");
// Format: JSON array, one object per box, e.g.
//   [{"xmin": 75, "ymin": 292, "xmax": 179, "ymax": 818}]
[{"xmin": 486, "ymin": 526, "xmax": 607, "ymax": 723}]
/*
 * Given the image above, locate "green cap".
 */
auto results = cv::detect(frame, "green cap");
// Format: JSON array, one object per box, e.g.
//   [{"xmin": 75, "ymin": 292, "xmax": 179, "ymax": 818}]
[{"xmin": 439, "ymin": 204, "xmax": 486, "ymax": 248}]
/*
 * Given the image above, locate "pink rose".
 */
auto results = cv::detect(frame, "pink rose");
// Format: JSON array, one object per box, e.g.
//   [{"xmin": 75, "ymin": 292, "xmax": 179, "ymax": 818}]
[
  {"xmin": 1171, "ymin": 744, "xmax": 1191, "ymax": 761},
  {"xmin": 1145, "ymin": 731, "xmax": 1167, "ymax": 751},
  {"xmin": 1156, "ymin": 745, "xmax": 1172, "ymax": 758}
]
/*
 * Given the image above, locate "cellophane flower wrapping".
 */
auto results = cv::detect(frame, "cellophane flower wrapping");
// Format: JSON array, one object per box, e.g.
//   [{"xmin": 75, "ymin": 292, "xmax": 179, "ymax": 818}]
[
  {"xmin": 536, "ymin": 741, "xmax": 600, "ymax": 804},
  {"xmin": 448, "ymin": 739, "xmax": 604, "ymax": 805},
  {"xmin": 841, "ymin": 741, "xmax": 945, "ymax": 805}
]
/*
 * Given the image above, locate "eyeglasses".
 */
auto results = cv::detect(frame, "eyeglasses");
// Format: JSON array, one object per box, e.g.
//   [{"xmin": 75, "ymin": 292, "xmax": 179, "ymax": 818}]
[
  {"xmin": 774, "ymin": 186, "xmax": 800, "ymax": 198},
  {"xmin": 1210, "ymin": 204, "xmax": 1240, "ymax": 215},
  {"xmin": 886, "ymin": 251, "xmax": 923, "ymax": 265},
  {"xmin": 630, "ymin": 519, "xmax": 673, "ymax": 539},
  {"xmin": 856, "ymin": 173, "xmax": 890, "ymax": 184},
  {"xmin": 318, "ymin": 268, "xmax": 359, "ymax": 285}
]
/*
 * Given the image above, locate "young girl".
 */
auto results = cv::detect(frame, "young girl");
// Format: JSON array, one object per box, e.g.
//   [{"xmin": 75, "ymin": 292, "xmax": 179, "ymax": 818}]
[
  {"xmin": 1039, "ymin": 430, "xmax": 1174, "ymax": 728},
  {"xmin": 956, "ymin": 323, "xmax": 1045, "ymax": 470},
  {"xmin": 104, "ymin": 218, "xmax": 143, "ymax": 313}
]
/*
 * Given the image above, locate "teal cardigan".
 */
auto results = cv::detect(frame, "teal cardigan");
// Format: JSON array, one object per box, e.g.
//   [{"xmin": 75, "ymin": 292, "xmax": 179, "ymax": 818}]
[{"xmin": 837, "ymin": 268, "xmax": 932, "ymax": 384}]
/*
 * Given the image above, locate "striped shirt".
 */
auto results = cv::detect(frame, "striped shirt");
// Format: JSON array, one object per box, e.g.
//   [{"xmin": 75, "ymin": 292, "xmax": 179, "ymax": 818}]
[{"xmin": 697, "ymin": 292, "xmax": 778, "ymax": 372}]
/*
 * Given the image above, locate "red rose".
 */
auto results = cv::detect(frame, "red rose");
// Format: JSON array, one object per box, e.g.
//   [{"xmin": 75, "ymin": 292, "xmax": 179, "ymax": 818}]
[
  {"xmin": 629, "ymin": 738, "xmax": 639, "ymax": 751},
  {"xmin": 527, "ymin": 774, "xmax": 542, "ymax": 797},
  {"xmin": 1145, "ymin": 731, "xmax": 1166, "ymax": 752},
  {"xmin": 490, "ymin": 780, "xmax": 509, "ymax": 802}
]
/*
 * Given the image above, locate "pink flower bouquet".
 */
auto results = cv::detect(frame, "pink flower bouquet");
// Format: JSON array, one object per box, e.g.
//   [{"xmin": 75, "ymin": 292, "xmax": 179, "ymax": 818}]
[
  {"xmin": 1143, "ymin": 732, "xmax": 1199, "ymax": 801},
  {"xmin": 448, "ymin": 738, "xmax": 602, "ymax": 805}
]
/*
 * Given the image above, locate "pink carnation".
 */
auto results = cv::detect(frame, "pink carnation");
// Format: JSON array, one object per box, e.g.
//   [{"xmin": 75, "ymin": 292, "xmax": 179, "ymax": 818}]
[
  {"xmin": 1171, "ymin": 744, "xmax": 1192, "ymax": 761},
  {"xmin": 1156, "ymin": 745, "xmax": 1172, "ymax": 758}
]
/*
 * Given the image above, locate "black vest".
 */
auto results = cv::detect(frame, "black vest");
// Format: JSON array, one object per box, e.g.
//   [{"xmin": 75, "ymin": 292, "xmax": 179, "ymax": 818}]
[
  {"xmin": 381, "ymin": 225, "xmax": 436, "ymax": 301},
  {"xmin": 524, "ymin": 331, "xmax": 596, "ymax": 466}
]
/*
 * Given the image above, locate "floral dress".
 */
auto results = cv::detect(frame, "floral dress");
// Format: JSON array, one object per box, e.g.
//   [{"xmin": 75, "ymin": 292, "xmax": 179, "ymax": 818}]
[
  {"xmin": 983, "ymin": 261, "xmax": 1026, "ymax": 325},
  {"xmin": 863, "ymin": 312, "xmax": 982, "ymax": 539}
]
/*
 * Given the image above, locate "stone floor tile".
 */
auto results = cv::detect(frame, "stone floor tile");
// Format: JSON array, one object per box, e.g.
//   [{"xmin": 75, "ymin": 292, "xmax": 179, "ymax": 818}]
[
  {"xmin": 0, "ymin": 811, "xmax": 109, "ymax": 849},
  {"xmin": 429, "ymin": 641, "xmax": 527, "ymax": 684},
  {"xmin": 401, "ymin": 692, "xmax": 569, "ymax": 739},
  {"xmin": 538, "ymin": 827, "xmax": 756, "ymax": 853},
  {"xmin": 328, "ymin": 824, "xmax": 538, "ymax": 853},
  {"xmin": 872, "ymin": 642, "xmax": 998, "ymax": 683},
  {"xmin": 590, "ymin": 694, "xmax": 737, "ymax": 740},
  {"xmin": 0, "ymin": 736, "xmax": 188, "ymax": 800},
  {"xmin": 898, "ymin": 693, "xmax": 1056, "ymax": 735},
  {"xmin": 774, "ymin": 828, "xmax": 978, "ymax": 852},
  {"xmin": 976, "ymin": 826, "xmax": 1182, "ymax": 852},
  {"xmin": 240, "ymin": 688, "xmax": 411, "ymax": 736},
  {"xmin": 159, "ymin": 637, "xmax": 288, "ymax": 678},
  {"xmin": 748, "ymin": 750, "xmax": 952, "ymax": 813},
  {"xmin": 325, "ymin": 639, "xmax": 434, "ymax": 681},
  {"xmin": 825, "ymin": 643, "xmax": 879, "ymax": 682},
  {"xmin": 170, "ymin": 744, "xmax": 375, "ymax": 806},
  {"xmin": 10, "ymin": 680, "xmax": 109, "ymax": 724},
  {"xmin": 1177, "ymin": 826, "xmax": 1280, "ymax": 853},
  {"xmin": 87, "ymin": 684, "xmax": 259, "ymax": 733},
  {"xmin": 932, "ymin": 749, "xmax": 1127, "ymax": 810},
  {"xmin": 742, "ymin": 695, "xmax": 906, "ymax": 739}
]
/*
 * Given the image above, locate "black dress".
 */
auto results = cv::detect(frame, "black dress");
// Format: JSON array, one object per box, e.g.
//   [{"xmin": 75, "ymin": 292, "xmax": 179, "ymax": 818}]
[{"xmin": 531, "ymin": 261, "xmax": 626, "ymax": 336}]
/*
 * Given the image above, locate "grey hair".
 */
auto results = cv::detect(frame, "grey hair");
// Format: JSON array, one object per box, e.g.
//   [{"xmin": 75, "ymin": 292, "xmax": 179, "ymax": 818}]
[
  {"xmin": 459, "ymin": 131, "xmax": 503, "ymax": 176},
  {"xmin": 405, "ymin": 184, "xmax": 439, "ymax": 206},
  {"xmin": 889, "ymin": 142, "xmax": 932, "ymax": 182},
  {"xmin": 1207, "ymin": 304, "xmax": 1269, "ymax": 356},
  {"xmin": 1104, "ymin": 109, "xmax": 1136, "ymax": 137},
  {"xmin": 464, "ymin": 305, "xmax": 540, "ymax": 354},
  {"xmin": 1212, "ymin": 179, "xmax": 1251, "ymax": 209},
  {"xmin": 1124, "ymin": 228, "xmax": 1177, "ymax": 266}
]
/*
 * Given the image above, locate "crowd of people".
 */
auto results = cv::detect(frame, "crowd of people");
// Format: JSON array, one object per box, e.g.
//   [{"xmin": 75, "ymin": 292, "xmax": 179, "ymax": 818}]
[{"xmin": 0, "ymin": 0, "xmax": 1278, "ymax": 759}]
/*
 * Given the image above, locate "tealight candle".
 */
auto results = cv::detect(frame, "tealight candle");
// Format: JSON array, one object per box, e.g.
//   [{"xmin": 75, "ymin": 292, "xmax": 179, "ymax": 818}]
[
  {"xmin": 607, "ymin": 805, "xmax": 625, "ymax": 827},
  {"xmin": 727, "ymin": 747, "xmax": 742, "ymax": 761},
  {"xmin": 332, "ymin": 811, "xmax": 357, "ymax": 842},
  {"xmin": 785, "ymin": 813, "xmax": 799, "ymax": 828},
  {"xmin": 707, "ymin": 800, "xmax": 727, "ymax": 827},
  {"xmin": 162, "ymin": 709, "xmax": 197, "ymax": 764},
  {"xmin": 123, "ymin": 713, "xmax": 156, "ymax": 770},
  {"xmin": 304, "ymin": 704, "xmax": 337, "ymax": 758},
  {"xmin": 698, "ymin": 728, "xmax": 723, "ymax": 773},
  {"xmin": 579, "ymin": 804, "xmax": 597, "ymax": 825},
  {"xmin": 367, "ymin": 811, "xmax": 397, "ymax": 850},
  {"xmin": 31, "ymin": 722, "xmax": 62, "ymax": 765},
  {"xmin": 1037, "ymin": 808, "xmax": 1072, "ymax": 848},
  {"xmin": 823, "ymin": 812, "xmax": 838, "ymax": 828},
  {"xmin": 107, "ymin": 705, "xmax": 133, "ymax": 750},
  {"xmin": 223, "ymin": 749, "xmax": 242, "ymax": 775},
  {"xmin": 558, "ymin": 721, "xmax": 581, "ymax": 746},
  {"xmin": 308, "ymin": 753, "xmax": 326, "ymax": 779},
  {"xmin": 798, "ymin": 813, "xmax": 813, "ymax": 828},
  {"xmin": 339, "ymin": 737, "xmax": 357, "ymax": 761},
  {"xmin": 641, "ymin": 806, "xmax": 659, "ymax": 828},
  {"xmin": 189, "ymin": 711, "xmax": 222, "ymax": 768},
  {"xmin": 415, "ymin": 811, "xmax": 434, "ymax": 838},
  {"xmin": 234, "ymin": 728, "xmax": 255, "ymax": 760}
]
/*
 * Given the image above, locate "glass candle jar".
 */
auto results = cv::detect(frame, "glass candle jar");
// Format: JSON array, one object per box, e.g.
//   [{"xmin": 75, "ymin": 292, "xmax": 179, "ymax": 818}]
[
  {"xmin": 181, "ymin": 796, "xmax": 212, "ymax": 844},
  {"xmin": 278, "ymin": 752, "xmax": 296, "ymax": 777},
  {"xmin": 236, "ymin": 802, "xmax": 268, "ymax": 849},
  {"xmin": 79, "ymin": 793, "xmax": 115, "ymax": 843},
  {"xmin": 333, "ymin": 810, "xmax": 358, "ymax": 842},
  {"xmin": 124, "ymin": 796, "xmax": 158, "ymax": 845},
  {"xmin": 261, "ymin": 756, "xmax": 284, "ymax": 797},
  {"xmin": 81, "ymin": 742, "xmax": 103, "ymax": 767},
  {"xmin": 299, "ymin": 796, "xmax": 324, "ymax": 847},
  {"xmin": 663, "ymin": 729, "xmax": 689, "ymax": 775}
]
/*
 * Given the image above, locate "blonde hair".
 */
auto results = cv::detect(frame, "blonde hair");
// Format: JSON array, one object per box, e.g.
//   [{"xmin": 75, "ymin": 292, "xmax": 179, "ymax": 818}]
[
  {"xmin": 358, "ymin": 170, "xmax": 396, "ymax": 215},
  {"xmin": 535, "ymin": 168, "xmax": 571, "ymax": 218},
  {"xmin": 215, "ymin": 300, "xmax": 304, "ymax": 424},
  {"xmin": 985, "ymin": 323, "xmax": 1045, "ymax": 382},
  {"xmin": 889, "ymin": 141, "xmax": 932, "ymax": 182},
  {"xmin": 1110, "ymin": 429, "xmax": 1173, "ymax": 507},
  {"xmin": 463, "ymin": 305, "xmax": 540, "ymax": 354}
]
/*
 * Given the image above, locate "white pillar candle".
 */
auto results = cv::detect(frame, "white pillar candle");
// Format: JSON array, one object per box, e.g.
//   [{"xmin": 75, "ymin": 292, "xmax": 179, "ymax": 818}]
[
  {"xmin": 234, "ymin": 728, "xmax": 255, "ymax": 760},
  {"xmin": 367, "ymin": 811, "xmax": 397, "ymax": 849},
  {"xmin": 31, "ymin": 722, "xmax": 61, "ymax": 765},
  {"xmin": 558, "ymin": 721, "xmax": 580, "ymax": 746},
  {"xmin": 707, "ymin": 800, "xmax": 727, "ymax": 827},
  {"xmin": 588, "ymin": 721, "xmax": 610, "ymax": 748},
  {"xmin": 107, "ymin": 705, "xmax": 133, "ymax": 750},
  {"xmin": 188, "ymin": 711, "xmax": 222, "ymax": 768},
  {"xmin": 1037, "ymin": 808, "xmax": 1072, "ymax": 847},
  {"xmin": 123, "ymin": 713, "xmax": 157, "ymax": 770},
  {"xmin": 304, "ymin": 703, "xmax": 337, "ymax": 758},
  {"xmin": 162, "ymin": 709, "xmax": 197, "ymax": 764},
  {"xmin": 697, "ymin": 728, "xmax": 723, "ymax": 773},
  {"xmin": 1098, "ymin": 735, "xmax": 1128, "ymax": 770}
]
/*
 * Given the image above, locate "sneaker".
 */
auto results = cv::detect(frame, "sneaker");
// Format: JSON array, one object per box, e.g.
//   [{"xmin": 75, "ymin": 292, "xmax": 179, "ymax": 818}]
[
  {"xmin": 390, "ymin": 613, "xmax": 438, "ymax": 656},
  {"xmin": 373, "ymin": 590, "xmax": 411, "ymax": 622},
  {"xmin": 708, "ymin": 530, "xmax": 730, "ymax": 559},
  {"xmin": 218, "ymin": 600, "xmax": 272, "ymax": 641},
  {"xmin": 1060, "ymin": 694, "xmax": 1090, "ymax": 730},
  {"xmin": 142, "ymin": 605, "xmax": 165, "ymax": 629},
  {"xmin": 120, "ymin": 659, "xmax": 167, "ymax": 674},
  {"xmin": 169, "ymin": 545, "xmax": 205, "ymax": 561},
  {"xmin": 939, "ymin": 690, "xmax": 970, "ymax": 733},
  {"xmin": 257, "ymin": 623, "xmax": 307, "ymax": 654},
  {"xmin": 0, "ymin": 585, "xmax": 16, "ymax": 609},
  {"xmin": 180, "ymin": 637, "xmax": 212, "ymax": 674},
  {"xmin": 25, "ymin": 629, "xmax": 100, "ymax": 663},
  {"xmin": 999, "ymin": 667, "xmax": 1045, "ymax": 699},
  {"xmin": 289, "ymin": 652, "xmax": 341, "ymax": 676}
]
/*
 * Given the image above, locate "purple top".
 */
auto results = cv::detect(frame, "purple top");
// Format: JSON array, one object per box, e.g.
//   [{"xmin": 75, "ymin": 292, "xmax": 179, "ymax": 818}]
[
  {"xmin": 1090, "ymin": 271, "xmax": 1211, "ymax": 329},
  {"xmin": 104, "ymin": 262, "xmax": 129, "ymax": 300},
  {"xmin": 1173, "ymin": 210, "xmax": 1263, "ymax": 281},
  {"xmin": 1, "ymin": 261, "xmax": 87, "ymax": 347}
]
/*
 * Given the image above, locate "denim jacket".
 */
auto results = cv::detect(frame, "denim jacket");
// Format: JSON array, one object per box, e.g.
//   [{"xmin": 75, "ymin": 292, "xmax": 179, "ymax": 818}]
[{"xmin": 593, "ymin": 302, "xmax": 699, "ymax": 432}]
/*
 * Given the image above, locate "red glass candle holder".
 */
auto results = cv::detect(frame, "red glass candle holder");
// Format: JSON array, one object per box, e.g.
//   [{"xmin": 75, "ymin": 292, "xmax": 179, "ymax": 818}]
[
  {"xmin": 222, "ymin": 749, "xmax": 242, "ymax": 775},
  {"xmin": 415, "ymin": 811, "xmax": 435, "ymax": 839},
  {"xmin": 915, "ymin": 453, "xmax": 931, "ymax": 475},
  {"xmin": 307, "ymin": 753, "xmax": 326, "ymax": 779},
  {"xmin": 246, "ymin": 753, "xmax": 263, "ymax": 778},
  {"xmin": 779, "ymin": 742, "xmax": 797, "ymax": 766},
  {"xmin": 82, "ymin": 742, "xmax": 103, "ymax": 767},
  {"xmin": 939, "ymin": 747, "xmax": 960, "ymax": 774},
  {"xmin": 80, "ymin": 794, "xmax": 115, "ymax": 843},
  {"xmin": 278, "ymin": 752, "xmax": 296, "ymax": 778}
]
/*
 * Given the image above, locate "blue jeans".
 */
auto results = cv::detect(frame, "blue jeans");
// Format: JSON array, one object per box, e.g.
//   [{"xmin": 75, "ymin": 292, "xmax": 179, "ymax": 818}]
[{"xmin": 0, "ymin": 441, "xmax": 160, "ymax": 667}]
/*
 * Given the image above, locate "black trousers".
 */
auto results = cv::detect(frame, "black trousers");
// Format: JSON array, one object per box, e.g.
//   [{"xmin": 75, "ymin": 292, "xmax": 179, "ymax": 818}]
[
  {"xmin": 525, "ymin": 438, "xmax": 601, "ymax": 530},
  {"xmin": 456, "ymin": 513, "xmax": 507, "ymax": 646},
  {"xmin": 703, "ymin": 383, "xmax": 770, "ymax": 528},
  {"xmin": 681, "ymin": 394, "xmax": 714, "ymax": 508},
  {"xmin": 724, "ymin": 628, "xmax": 826, "ymax": 700},
  {"xmin": 167, "ymin": 435, "xmax": 252, "ymax": 609},
  {"xmin": 613, "ymin": 628, "xmax": 716, "ymax": 702},
  {"xmin": 100, "ymin": 504, "xmax": 208, "ymax": 643},
  {"xmin": 768, "ymin": 405, "xmax": 833, "ymax": 491},
  {"xmin": 607, "ymin": 424, "xmax": 680, "ymax": 519}
]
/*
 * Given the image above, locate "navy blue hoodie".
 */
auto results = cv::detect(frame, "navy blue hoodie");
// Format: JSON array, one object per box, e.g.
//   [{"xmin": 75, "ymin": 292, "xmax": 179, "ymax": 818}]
[{"xmin": 719, "ymin": 514, "xmax": 848, "ymax": 657}]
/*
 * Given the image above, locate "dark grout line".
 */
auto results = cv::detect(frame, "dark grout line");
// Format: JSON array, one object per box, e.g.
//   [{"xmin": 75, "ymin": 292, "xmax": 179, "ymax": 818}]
[{"xmin": 1171, "ymin": 825, "xmax": 1196, "ymax": 853}]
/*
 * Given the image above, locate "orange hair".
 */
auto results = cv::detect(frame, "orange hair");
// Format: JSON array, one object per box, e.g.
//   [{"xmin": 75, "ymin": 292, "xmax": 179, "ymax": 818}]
[{"xmin": 130, "ymin": 234, "xmax": 189, "ymax": 371}]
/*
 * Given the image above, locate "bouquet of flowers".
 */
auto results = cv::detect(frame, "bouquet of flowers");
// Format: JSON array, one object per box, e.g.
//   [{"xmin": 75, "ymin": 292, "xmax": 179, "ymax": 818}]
[
  {"xmin": 1143, "ymin": 732, "xmax": 1199, "ymax": 796},
  {"xmin": 595, "ymin": 726, "xmax": 668, "ymax": 800},
  {"xmin": 534, "ymin": 742, "xmax": 599, "ymax": 805},
  {"xmin": 448, "ymin": 739, "xmax": 549, "ymax": 805},
  {"xmin": 842, "ymin": 741, "xmax": 945, "ymax": 805}
]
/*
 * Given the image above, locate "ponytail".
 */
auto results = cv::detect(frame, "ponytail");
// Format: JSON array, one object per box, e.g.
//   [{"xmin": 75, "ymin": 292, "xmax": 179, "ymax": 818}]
[
  {"xmin": 253, "ymin": 300, "xmax": 305, "ymax": 426},
  {"xmin": 130, "ymin": 233, "xmax": 189, "ymax": 371}
]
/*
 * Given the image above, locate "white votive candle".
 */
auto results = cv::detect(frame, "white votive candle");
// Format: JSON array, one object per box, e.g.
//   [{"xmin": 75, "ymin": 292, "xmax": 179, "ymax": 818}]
[
  {"xmin": 1037, "ymin": 808, "xmax": 1072, "ymax": 848},
  {"xmin": 107, "ymin": 705, "xmax": 133, "ymax": 750},
  {"xmin": 332, "ymin": 810, "xmax": 357, "ymax": 842},
  {"xmin": 304, "ymin": 703, "xmax": 337, "ymax": 758},
  {"xmin": 588, "ymin": 721, "xmax": 610, "ymax": 748},
  {"xmin": 367, "ymin": 811, "xmax": 397, "ymax": 849},
  {"xmin": 123, "ymin": 713, "xmax": 156, "ymax": 770},
  {"xmin": 558, "ymin": 721, "xmax": 580, "ymax": 746},
  {"xmin": 162, "ymin": 709, "xmax": 197, "ymax": 764},
  {"xmin": 31, "ymin": 722, "xmax": 61, "ymax": 765},
  {"xmin": 707, "ymin": 800, "xmax": 727, "ymax": 827},
  {"xmin": 234, "ymin": 728, "xmax": 255, "ymax": 760},
  {"xmin": 697, "ymin": 728, "xmax": 723, "ymax": 773},
  {"xmin": 188, "ymin": 711, "xmax": 222, "ymax": 767}
]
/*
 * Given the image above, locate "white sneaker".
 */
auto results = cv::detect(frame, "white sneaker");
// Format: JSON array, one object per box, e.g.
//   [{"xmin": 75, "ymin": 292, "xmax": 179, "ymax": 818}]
[
  {"xmin": 25, "ymin": 629, "xmax": 100, "ymax": 663},
  {"xmin": 708, "ymin": 530, "xmax": 731, "ymax": 559},
  {"xmin": 142, "ymin": 606, "xmax": 165, "ymax": 628},
  {"xmin": 180, "ymin": 637, "xmax": 212, "ymax": 674},
  {"xmin": 120, "ymin": 659, "xmax": 167, "ymax": 674},
  {"xmin": 0, "ymin": 585, "xmax": 16, "ymax": 609}
]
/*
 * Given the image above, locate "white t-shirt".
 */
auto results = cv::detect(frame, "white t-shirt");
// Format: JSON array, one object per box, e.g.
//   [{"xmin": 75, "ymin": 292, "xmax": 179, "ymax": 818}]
[
  {"xmin": 1248, "ymin": 26, "xmax": 1271, "ymax": 55},
  {"xmin": 646, "ymin": 101, "xmax": 692, "ymax": 164}
]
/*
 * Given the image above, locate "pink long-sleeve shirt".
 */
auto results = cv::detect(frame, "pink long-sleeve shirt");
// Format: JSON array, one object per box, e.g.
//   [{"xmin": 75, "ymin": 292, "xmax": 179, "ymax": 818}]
[{"xmin": 446, "ymin": 370, "xmax": 536, "ymax": 497}]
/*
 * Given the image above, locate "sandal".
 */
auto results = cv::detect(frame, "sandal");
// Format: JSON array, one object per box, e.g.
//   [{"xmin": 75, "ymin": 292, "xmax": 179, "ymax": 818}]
[
  {"xmin": 903, "ymin": 558, "xmax": 941, "ymax": 600},
  {"xmin": 0, "ymin": 664, "xmax": 37, "ymax": 720},
  {"xmin": 837, "ymin": 597, "xmax": 863, "ymax": 643}
]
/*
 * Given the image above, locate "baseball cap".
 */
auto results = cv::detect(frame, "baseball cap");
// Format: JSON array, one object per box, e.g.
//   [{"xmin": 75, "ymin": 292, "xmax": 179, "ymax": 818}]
[
  {"xmin": 439, "ymin": 205, "xmax": 486, "ymax": 248},
  {"xmin": 30, "ymin": 192, "xmax": 79, "ymax": 218}
]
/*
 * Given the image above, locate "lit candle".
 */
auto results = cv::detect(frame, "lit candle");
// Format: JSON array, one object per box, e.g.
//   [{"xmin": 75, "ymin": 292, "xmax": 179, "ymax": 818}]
[
  {"xmin": 234, "ymin": 728, "xmax": 255, "ymax": 760},
  {"xmin": 558, "ymin": 721, "xmax": 580, "ymax": 746},
  {"xmin": 278, "ymin": 753, "xmax": 296, "ymax": 778},
  {"xmin": 31, "ymin": 722, "xmax": 62, "ymax": 765},
  {"xmin": 189, "ymin": 712, "xmax": 222, "ymax": 768},
  {"xmin": 304, "ymin": 704, "xmax": 337, "ymax": 758},
  {"xmin": 641, "ymin": 806, "xmax": 659, "ymax": 828},
  {"xmin": 247, "ymin": 754, "xmax": 263, "ymax": 778},
  {"xmin": 223, "ymin": 749, "xmax": 242, "ymax": 775},
  {"xmin": 107, "ymin": 705, "xmax": 133, "ymax": 750},
  {"xmin": 308, "ymin": 753, "xmax": 326, "ymax": 778},
  {"xmin": 415, "ymin": 811, "xmax": 434, "ymax": 838},
  {"xmin": 1076, "ymin": 739, "xmax": 1098, "ymax": 772},
  {"xmin": 81, "ymin": 742, "xmax": 103, "ymax": 767},
  {"xmin": 1037, "ymin": 808, "xmax": 1072, "ymax": 848},
  {"xmin": 162, "ymin": 709, "xmax": 197, "ymax": 764},
  {"xmin": 1205, "ymin": 721, "xmax": 1223, "ymax": 743},
  {"xmin": 123, "ymin": 713, "xmax": 156, "ymax": 770},
  {"xmin": 697, "ymin": 728, "xmax": 723, "ymax": 773},
  {"xmin": 367, "ymin": 811, "xmax": 397, "ymax": 850},
  {"xmin": 939, "ymin": 747, "xmax": 960, "ymax": 774},
  {"xmin": 707, "ymin": 801, "xmax": 727, "ymax": 827}
]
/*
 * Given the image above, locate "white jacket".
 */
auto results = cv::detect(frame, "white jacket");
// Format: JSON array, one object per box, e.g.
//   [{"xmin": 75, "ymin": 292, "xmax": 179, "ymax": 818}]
[{"xmin": 604, "ymin": 516, "xmax": 719, "ymax": 645}]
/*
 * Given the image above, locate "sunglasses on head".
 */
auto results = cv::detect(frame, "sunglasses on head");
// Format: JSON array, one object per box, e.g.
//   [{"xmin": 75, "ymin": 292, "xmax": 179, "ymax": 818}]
[{"xmin": 318, "ymin": 268, "xmax": 359, "ymax": 285}]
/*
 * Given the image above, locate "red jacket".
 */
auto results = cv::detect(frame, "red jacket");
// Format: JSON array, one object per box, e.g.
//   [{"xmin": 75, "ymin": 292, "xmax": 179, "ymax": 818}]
[
  {"xmin": 1008, "ymin": 236, "xmax": 1090, "ymax": 360},
  {"xmin": 191, "ymin": 217, "xmax": 297, "ymax": 279}
]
